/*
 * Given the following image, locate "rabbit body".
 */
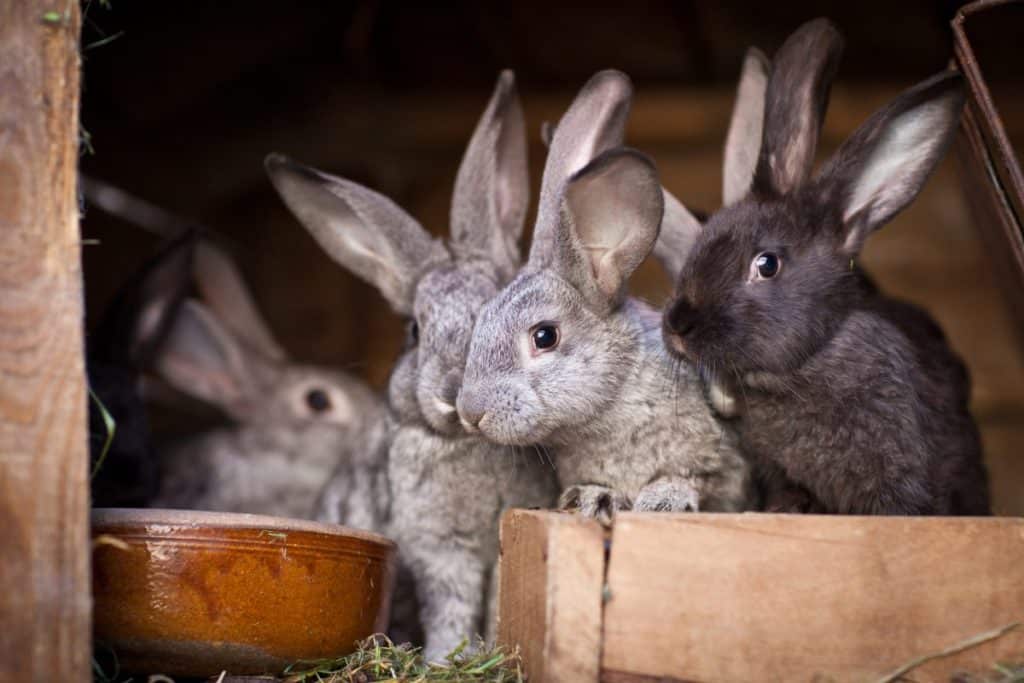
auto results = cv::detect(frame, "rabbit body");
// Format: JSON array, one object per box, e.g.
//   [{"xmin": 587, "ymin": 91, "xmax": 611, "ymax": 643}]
[
  {"xmin": 661, "ymin": 19, "xmax": 989, "ymax": 514},
  {"xmin": 267, "ymin": 71, "xmax": 559, "ymax": 660},
  {"xmin": 703, "ymin": 237, "xmax": 988, "ymax": 514},
  {"xmin": 387, "ymin": 421, "xmax": 553, "ymax": 654},
  {"xmin": 457, "ymin": 71, "xmax": 752, "ymax": 518}
]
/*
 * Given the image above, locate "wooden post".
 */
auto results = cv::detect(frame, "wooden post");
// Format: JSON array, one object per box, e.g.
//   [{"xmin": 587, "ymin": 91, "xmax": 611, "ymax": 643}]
[
  {"xmin": 0, "ymin": 2, "xmax": 89, "ymax": 681},
  {"xmin": 497, "ymin": 510, "xmax": 606, "ymax": 683}
]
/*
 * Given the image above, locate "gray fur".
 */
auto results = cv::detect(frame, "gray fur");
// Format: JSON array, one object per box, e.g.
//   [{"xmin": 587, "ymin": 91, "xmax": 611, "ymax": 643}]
[
  {"xmin": 662, "ymin": 42, "xmax": 989, "ymax": 515},
  {"xmin": 723, "ymin": 47, "xmax": 771, "ymax": 206},
  {"xmin": 266, "ymin": 71, "xmax": 558, "ymax": 660},
  {"xmin": 532, "ymin": 69, "xmax": 634, "ymax": 262},
  {"xmin": 458, "ymin": 139, "xmax": 752, "ymax": 517},
  {"xmin": 657, "ymin": 48, "xmax": 770, "ymax": 278}
]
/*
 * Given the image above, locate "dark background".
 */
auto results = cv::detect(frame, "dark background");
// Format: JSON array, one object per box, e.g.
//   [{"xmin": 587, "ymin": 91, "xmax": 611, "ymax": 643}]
[{"xmin": 77, "ymin": 1, "xmax": 1024, "ymax": 513}]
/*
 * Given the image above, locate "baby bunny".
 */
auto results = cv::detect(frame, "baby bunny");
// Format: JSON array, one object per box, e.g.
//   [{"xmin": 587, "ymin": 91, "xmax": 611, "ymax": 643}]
[
  {"xmin": 661, "ymin": 18, "xmax": 989, "ymax": 515},
  {"xmin": 151, "ymin": 241, "xmax": 390, "ymax": 525},
  {"xmin": 266, "ymin": 71, "xmax": 558, "ymax": 660},
  {"xmin": 455, "ymin": 70, "xmax": 752, "ymax": 521}
]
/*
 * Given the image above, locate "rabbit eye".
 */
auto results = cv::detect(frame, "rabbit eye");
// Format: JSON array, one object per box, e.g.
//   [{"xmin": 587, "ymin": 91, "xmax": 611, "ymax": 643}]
[
  {"xmin": 531, "ymin": 324, "xmax": 559, "ymax": 352},
  {"xmin": 305, "ymin": 388, "xmax": 332, "ymax": 413},
  {"xmin": 406, "ymin": 320, "xmax": 419, "ymax": 347},
  {"xmin": 753, "ymin": 252, "xmax": 781, "ymax": 280}
]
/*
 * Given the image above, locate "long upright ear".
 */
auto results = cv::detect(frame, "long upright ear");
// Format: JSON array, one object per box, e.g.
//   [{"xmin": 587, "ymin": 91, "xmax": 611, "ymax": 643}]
[
  {"xmin": 449, "ymin": 70, "xmax": 529, "ymax": 281},
  {"xmin": 753, "ymin": 18, "xmax": 844, "ymax": 197},
  {"xmin": 817, "ymin": 71, "xmax": 965, "ymax": 254},
  {"xmin": 552, "ymin": 148, "xmax": 663, "ymax": 313},
  {"xmin": 193, "ymin": 241, "xmax": 288, "ymax": 362},
  {"xmin": 89, "ymin": 229, "xmax": 196, "ymax": 369},
  {"xmin": 265, "ymin": 154, "xmax": 450, "ymax": 315},
  {"xmin": 127, "ymin": 231, "xmax": 197, "ymax": 369},
  {"xmin": 651, "ymin": 190, "xmax": 703, "ymax": 280},
  {"xmin": 531, "ymin": 70, "xmax": 633, "ymax": 263},
  {"xmin": 154, "ymin": 299, "xmax": 253, "ymax": 410},
  {"xmin": 723, "ymin": 47, "xmax": 770, "ymax": 205}
]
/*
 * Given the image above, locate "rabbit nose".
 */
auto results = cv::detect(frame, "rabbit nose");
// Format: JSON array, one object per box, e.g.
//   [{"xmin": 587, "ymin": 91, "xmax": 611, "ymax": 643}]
[
  {"xmin": 665, "ymin": 297, "xmax": 699, "ymax": 338},
  {"xmin": 456, "ymin": 392, "xmax": 485, "ymax": 433}
]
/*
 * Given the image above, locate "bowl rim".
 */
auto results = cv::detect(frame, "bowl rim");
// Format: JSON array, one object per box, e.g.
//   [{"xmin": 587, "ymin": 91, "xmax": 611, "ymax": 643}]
[{"xmin": 91, "ymin": 507, "xmax": 396, "ymax": 549}]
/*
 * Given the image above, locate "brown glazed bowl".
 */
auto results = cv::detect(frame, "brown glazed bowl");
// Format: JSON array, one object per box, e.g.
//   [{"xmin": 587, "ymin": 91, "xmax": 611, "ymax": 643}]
[{"xmin": 91, "ymin": 508, "xmax": 396, "ymax": 677}]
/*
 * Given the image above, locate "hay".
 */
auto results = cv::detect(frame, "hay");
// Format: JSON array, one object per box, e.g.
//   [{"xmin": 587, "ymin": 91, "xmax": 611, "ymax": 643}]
[{"xmin": 281, "ymin": 636, "xmax": 524, "ymax": 683}]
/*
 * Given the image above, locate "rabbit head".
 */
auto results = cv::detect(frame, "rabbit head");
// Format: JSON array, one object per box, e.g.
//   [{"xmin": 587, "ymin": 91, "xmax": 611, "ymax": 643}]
[
  {"xmin": 457, "ymin": 71, "xmax": 664, "ymax": 446},
  {"xmin": 156, "ymin": 296, "xmax": 380, "ymax": 434},
  {"xmin": 154, "ymin": 239, "xmax": 379, "ymax": 431},
  {"xmin": 661, "ymin": 18, "xmax": 965, "ymax": 381},
  {"xmin": 266, "ymin": 71, "xmax": 529, "ymax": 436}
]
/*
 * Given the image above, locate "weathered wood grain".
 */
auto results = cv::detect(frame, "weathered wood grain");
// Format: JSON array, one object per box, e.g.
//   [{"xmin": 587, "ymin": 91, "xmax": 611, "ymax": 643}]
[
  {"xmin": 497, "ymin": 510, "xmax": 605, "ymax": 683},
  {"xmin": 602, "ymin": 513, "xmax": 1024, "ymax": 682},
  {"xmin": 0, "ymin": 2, "xmax": 89, "ymax": 680}
]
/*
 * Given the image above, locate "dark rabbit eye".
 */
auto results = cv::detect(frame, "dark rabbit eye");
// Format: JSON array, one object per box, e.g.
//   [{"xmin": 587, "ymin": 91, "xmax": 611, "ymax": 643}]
[
  {"xmin": 407, "ymin": 320, "xmax": 420, "ymax": 346},
  {"xmin": 305, "ymin": 388, "xmax": 332, "ymax": 413},
  {"xmin": 532, "ymin": 324, "xmax": 559, "ymax": 352},
  {"xmin": 754, "ymin": 252, "xmax": 781, "ymax": 279}
]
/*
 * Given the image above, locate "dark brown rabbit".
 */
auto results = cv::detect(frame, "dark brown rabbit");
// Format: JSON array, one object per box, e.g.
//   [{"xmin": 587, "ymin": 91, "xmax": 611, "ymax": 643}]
[{"xmin": 660, "ymin": 18, "xmax": 989, "ymax": 515}]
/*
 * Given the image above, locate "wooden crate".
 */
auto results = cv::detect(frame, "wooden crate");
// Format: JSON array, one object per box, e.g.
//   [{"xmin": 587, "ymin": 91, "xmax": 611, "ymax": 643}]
[{"xmin": 498, "ymin": 510, "xmax": 1024, "ymax": 682}]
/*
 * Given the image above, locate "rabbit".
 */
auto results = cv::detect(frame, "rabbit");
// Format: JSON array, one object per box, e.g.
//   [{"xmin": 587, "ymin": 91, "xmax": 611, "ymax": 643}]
[
  {"xmin": 659, "ymin": 18, "xmax": 990, "ymax": 515},
  {"xmin": 454, "ymin": 70, "xmax": 753, "ymax": 523},
  {"xmin": 150, "ymin": 241, "xmax": 391, "ymax": 526},
  {"xmin": 265, "ymin": 71, "xmax": 559, "ymax": 660},
  {"xmin": 86, "ymin": 228, "xmax": 197, "ymax": 508}
]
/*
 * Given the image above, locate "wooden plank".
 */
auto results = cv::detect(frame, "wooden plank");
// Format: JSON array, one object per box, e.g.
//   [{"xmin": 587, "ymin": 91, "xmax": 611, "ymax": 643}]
[
  {"xmin": 497, "ymin": 510, "xmax": 605, "ymax": 683},
  {"xmin": 602, "ymin": 513, "xmax": 1024, "ymax": 683},
  {"xmin": 0, "ymin": 2, "xmax": 90, "ymax": 681}
]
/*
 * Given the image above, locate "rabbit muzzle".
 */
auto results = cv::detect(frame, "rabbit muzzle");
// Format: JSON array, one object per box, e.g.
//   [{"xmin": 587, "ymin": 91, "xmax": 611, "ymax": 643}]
[{"xmin": 663, "ymin": 296, "xmax": 699, "ymax": 360}]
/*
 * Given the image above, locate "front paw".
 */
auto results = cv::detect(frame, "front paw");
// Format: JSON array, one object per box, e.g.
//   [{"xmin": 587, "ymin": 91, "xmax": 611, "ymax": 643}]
[
  {"xmin": 633, "ymin": 479, "xmax": 700, "ymax": 512},
  {"xmin": 558, "ymin": 485, "xmax": 631, "ymax": 526}
]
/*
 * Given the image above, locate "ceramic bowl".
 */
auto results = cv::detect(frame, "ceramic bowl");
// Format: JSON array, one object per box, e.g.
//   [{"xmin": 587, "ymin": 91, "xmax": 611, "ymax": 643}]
[{"xmin": 91, "ymin": 508, "xmax": 396, "ymax": 677}]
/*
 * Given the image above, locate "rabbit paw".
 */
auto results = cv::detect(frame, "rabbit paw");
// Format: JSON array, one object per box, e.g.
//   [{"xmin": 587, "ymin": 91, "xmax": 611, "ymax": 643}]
[
  {"xmin": 633, "ymin": 479, "xmax": 701, "ymax": 512},
  {"xmin": 559, "ymin": 485, "xmax": 631, "ymax": 526}
]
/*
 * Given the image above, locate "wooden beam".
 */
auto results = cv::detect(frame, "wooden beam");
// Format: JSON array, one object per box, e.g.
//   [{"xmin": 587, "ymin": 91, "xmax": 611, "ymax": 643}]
[
  {"xmin": 497, "ymin": 510, "xmax": 605, "ymax": 683},
  {"xmin": 0, "ymin": 2, "xmax": 90, "ymax": 681}
]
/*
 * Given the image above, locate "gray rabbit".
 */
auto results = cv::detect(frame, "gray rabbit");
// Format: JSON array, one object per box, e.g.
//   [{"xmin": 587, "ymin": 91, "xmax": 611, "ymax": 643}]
[
  {"xmin": 455, "ymin": 70, "xmax": 752, "ymax": 521},
  {"xmin": 151, "ymin": 241, "xmax": 390, "ymax": 526},
  {"xmin": 266, "ymin": 71, "xmax": 558, "ymax": 660},
  {"xmin": 660, "ymin": 18, "xmax": 990, "ymax": 514}
]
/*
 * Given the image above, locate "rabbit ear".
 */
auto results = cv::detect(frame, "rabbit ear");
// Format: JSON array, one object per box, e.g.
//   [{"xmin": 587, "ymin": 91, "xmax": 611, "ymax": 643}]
[
  {"xmin": 651, "ymin": 190, "xmax": 703, "ymax": 280},
  {"xmin": 128, "ymin": 231, "xmax": 197, "ymax": 368},
  {"xmin": 449, "ymin": 70, "xmax": 529, "ymax": 280},
  {"xmin": 193, "ymin": 241, "xmax": 288, "ymax": 362},
  {"xmin": 553, "ymin": 148, "xmax": 663, "ymax": 312},
  {"xmin": 817, "ymin": 71, "xmax": 965, "ymax": 255},
  {"xmin": 89, "ymin": 229, "xmax": 196, "ymax": 369},
  {"xmin": 155, "ymin": 299, "xmax": 253, "ymax": 409},
  {"xmin": 723, "ymin": 47, "xmax": 770, "ymax": 205},
  {"xmin": 753, "ymin": 18, "xmax": 844, "ymax": 197},
  {"xmin": 532, "ymin": 70, "xmax": 633, "ymax": 264},
  {"xmin": 265, "ymin": 154, "xmax": 450, "ymax": 315}
]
